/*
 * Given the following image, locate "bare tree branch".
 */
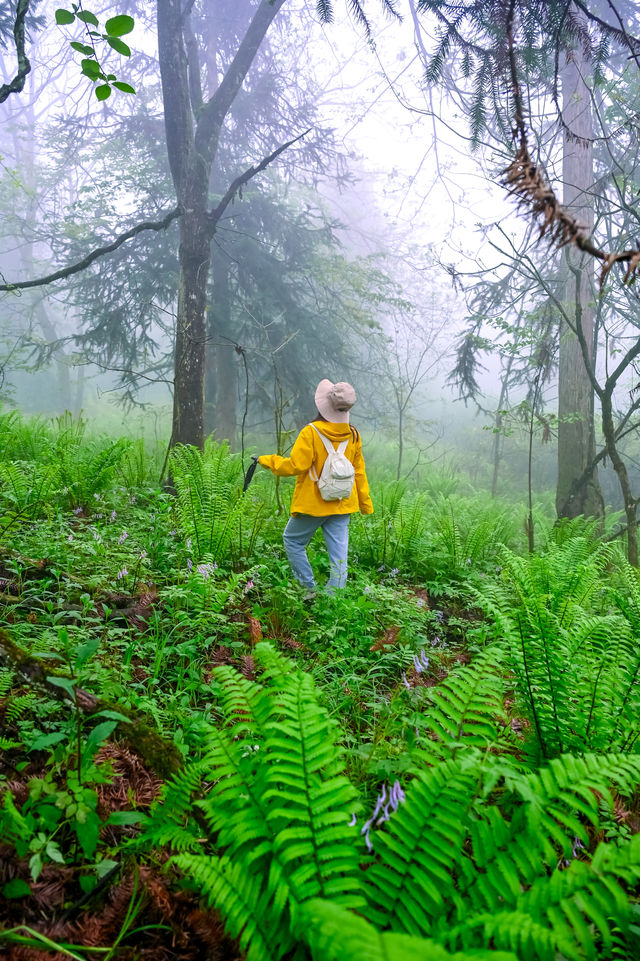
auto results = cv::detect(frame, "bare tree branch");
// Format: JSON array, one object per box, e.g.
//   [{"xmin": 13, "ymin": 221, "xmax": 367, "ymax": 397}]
[
  {"xmin": 207, "ymin": 129, "xmax": 311, "ymax": 233},
  {"xmin": 0, "ymin": 0, "xmax": 32, "ymax": 103},
  {"xmin": 0, "ymin": 207, "xmax": 181, "ymax": 293}
]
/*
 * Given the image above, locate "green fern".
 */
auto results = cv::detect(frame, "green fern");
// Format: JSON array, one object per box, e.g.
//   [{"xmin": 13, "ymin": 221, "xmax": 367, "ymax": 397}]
[
  {"xmin": 365, "ymin": 748, "xmax": 640, "ymax": 959},
  {"xmin": 432, "ymin": 496, "xmax": 513, "ymax": 576},
  {"xmin": 300, "ymin": 900, "xmax": 515, "ymax": 961},
  {"xmin": 363, "ymin": 755, "xmax": 481, "ymax": 936},
  {"xmin": 477, "ymin": 537, "xmax": 640, "ymax": 758},
  {"xmin": 143, "ymin": 644, "xmax": 640, "ymax": 961},
  {"xmin": 171, "ymin": 440, "xmax": 248, "ymax": 564},
  {"xmin": 144, "ymin": 643, "xmax": 363, "ymax": 961},
  {"xmin": 0, "ymin": 668, "xmax": 15, "ymax": 699},
  {"xmin": 4, "ymin": 692, "xmax": 37, "ymax": 725},
  {"xmin": 420, "ymin": 646, "xmax": 508, "ymax": 754},
  {"xmin": 57, "ymin": 436, "xmax": 131, "ymax": 509},
  {"xmin": 0, "ymin": 460, "xmax": 61, "ymax": 516}
]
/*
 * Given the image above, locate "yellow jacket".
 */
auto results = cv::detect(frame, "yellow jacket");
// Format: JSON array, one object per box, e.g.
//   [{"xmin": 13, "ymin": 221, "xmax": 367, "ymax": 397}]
[{"xmin": 259, "ymin": 420, "xmax": 373, "ymax": 517}]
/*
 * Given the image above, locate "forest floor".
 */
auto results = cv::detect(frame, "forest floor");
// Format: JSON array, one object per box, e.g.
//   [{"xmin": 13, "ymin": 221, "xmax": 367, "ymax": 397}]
[{"xmin": 2, "ymin": 426, "xmax": 640, "ymax": 960}]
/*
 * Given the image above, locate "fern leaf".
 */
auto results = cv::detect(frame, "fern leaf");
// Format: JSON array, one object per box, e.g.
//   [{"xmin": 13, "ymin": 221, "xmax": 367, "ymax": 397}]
[
  {"xmin": 174, "ymin": 853, "xmax": 294, "ymax": 961},
  {"xmin": 301, "ymin": 899, "xmax": 516, "ymax": 961},
  {"xmin": 364, "ymin": 756, "xmax": 481, "ymax": 936}
]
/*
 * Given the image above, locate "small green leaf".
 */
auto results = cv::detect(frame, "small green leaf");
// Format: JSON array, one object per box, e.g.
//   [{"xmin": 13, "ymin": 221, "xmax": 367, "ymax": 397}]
[
  {"xmin": 79, "ymin": 874, "xmax": 98, "ymax": 894},
  {"xmin": 106, "ymin": 36, "xmax": 131, "ymax": 56},
  {"xmin": 76, "ymin": 9, "xmax": 99, "ymax": 26},
  {"xmin": 85, "ymin": 720, "xmax": 117, "ymax": 754},
  {"xmin": 91, "ymin": 709, "xmax": 131, "ymax": 723},
  {"xmin": 46, "ymin": 675, "xmax": 77, "ymax": 699},
  {"xmin": 112, "ymin": 81, "xmax": 135, "ymax": 94},
  {"xmin": 95, "ymin": 83, "xmax": 112, "ymax": 101},
  {"xmin": 96, "ymin": 858, "xmax": 118, "ymax": 878},
  {"xmin": 46, "ymin": 841, "xmax": 65, "ymax": 864},
  {"xmin": 55, "ymin": 9, "xmax": 75, "ymax": 25},
  {"xmin": 80, "ymin": 58, "xmax": 101, "ymax": 80},
  {"xmin": 106, "ymin": 810, "xmax": 143, "ymax": 826},
  {"xmin": 70, "ymin": 41, "xmax": 95, "ymax": 56},
  {"xmin": 29, "ymin": 731, "xmax": 67, "ymax": 752},
  {"xmin": 3, "ymin": 878, "xmax": 31, "ymax": 898},
  {"xmin": 76, "ymin": 635, "xmax": 99, "ymax": 666},
  {"xmin": 75, "ymin": 811, "xmax": 101, "ymax": 859},
  {"xmin": 29, "ymin": 852, "xmax": 43, "ymax": 881},
  {"xmin": 105, "ymin": 14, "xmax": 134, "ymax": 37}
]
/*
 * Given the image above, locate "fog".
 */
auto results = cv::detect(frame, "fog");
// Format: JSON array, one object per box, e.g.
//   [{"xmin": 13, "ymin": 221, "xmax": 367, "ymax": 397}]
[{"xmin": 2, "ymin": 0, "xmax": 640, "ymax": 514}]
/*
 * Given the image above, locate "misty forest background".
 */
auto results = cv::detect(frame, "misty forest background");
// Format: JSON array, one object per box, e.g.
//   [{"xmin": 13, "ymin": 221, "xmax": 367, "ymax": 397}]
[{"xmin": 3, "ymin": 1, "xmax": 640, "ymax": 960}]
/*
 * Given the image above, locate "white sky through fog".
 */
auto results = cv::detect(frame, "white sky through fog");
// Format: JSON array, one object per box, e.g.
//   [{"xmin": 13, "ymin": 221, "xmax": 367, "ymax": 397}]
[{"xmin": 294, "ymin": 0, "xmax": 516, "ymax": 270}]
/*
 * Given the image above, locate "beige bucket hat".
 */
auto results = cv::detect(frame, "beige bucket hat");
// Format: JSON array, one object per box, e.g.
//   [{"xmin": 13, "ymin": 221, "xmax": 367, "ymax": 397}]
[{"xmin": 315, "ymin": 379, "xmax": 357, "ymax": 423}]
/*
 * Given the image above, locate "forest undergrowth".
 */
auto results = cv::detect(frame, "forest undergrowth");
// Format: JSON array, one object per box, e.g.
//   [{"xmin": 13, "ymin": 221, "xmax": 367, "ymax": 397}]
[{"xmin": 1, "ymin": 411, "xmax": 640, "ymax": 960}]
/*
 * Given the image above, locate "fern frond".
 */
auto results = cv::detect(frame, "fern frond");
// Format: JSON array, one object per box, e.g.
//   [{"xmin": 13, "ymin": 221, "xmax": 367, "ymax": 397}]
[
  {"xmin": 174, "ymin": 853, "xmax": 294, "ymax": 961},
  {"xmin": 141, "ymin": 762, "xmax": 209, "ymax": 852},
  {"xmin": 0, "ymin": 668, "xmax": 15, "ymax": 699},
  {"xmin": 263, "ymin": 669, "xmax": 363, "ymax": 907},
  {"xmin": 300, "ymin": 899, "xmax": 515, "ymax": 961},
  {"xmin": 453, "ymin": 835, "xmax": 640, "ymax": 960},
  {"xmin": 364, "ymin": 756, "xmax": 481, "ymax": 936},
  {"xmin": 422, "ymin": 646, "xmax": 506, "ymax": 751}
]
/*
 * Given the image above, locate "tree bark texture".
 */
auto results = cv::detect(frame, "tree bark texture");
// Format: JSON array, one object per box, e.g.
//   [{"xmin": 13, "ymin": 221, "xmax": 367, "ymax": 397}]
[
  {"xmin": 157, "ymin": 0, "xmax": 286, "ymax": 449},
  {"xmin": 208, "ymin": 254, "xmax": 238, "ymax": 446},
  {"xmin": 556, "ymin": 18, "xmax": 604, "ymax": 519}
]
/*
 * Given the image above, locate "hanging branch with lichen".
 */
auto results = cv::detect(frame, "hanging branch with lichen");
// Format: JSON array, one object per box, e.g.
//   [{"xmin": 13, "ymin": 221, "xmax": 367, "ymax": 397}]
[{"xmin": 500, "ymin": 0, "xmax": 640, "ymax": 286}]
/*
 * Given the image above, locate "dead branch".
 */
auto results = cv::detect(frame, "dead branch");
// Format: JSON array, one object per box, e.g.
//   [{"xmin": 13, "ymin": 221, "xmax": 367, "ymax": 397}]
[
  {"xmin": 207, "ymin": 129, "xmax": 311, "ymax": 233},
  {"xmin": 501, "ymin": 0, "xmax": 640, "ymax": 287}
]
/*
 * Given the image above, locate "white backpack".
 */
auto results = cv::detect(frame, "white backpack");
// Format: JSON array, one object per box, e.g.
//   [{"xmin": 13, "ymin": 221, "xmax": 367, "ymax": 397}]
[{"xmin": 308, "ymin": 423, "xmax": 355, "ymax": 501}]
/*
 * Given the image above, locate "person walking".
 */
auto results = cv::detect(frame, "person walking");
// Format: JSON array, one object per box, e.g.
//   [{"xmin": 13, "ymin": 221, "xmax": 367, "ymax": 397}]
[{"xmin": 258, "ymin": 379, "xmax": 373, "ymax": 598}]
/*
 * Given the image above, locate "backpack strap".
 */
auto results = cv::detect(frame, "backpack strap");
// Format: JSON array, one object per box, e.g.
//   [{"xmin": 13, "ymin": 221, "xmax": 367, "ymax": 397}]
[{"xmin": 307, "ymin": 423, "xmax": 349, "ymax": 481}]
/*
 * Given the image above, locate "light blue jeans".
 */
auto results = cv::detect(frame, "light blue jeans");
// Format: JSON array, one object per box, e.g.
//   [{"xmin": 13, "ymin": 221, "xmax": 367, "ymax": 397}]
[{"xmin": 283, "ymin": 513, "xmax": 351, "ymax": 592}]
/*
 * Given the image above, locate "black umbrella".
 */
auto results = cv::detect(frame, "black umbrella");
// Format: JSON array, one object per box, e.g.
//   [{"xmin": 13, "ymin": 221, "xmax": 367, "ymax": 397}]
[{"xmin": 243, "ymin": 456, "xmax": 260, "ymax": 493}]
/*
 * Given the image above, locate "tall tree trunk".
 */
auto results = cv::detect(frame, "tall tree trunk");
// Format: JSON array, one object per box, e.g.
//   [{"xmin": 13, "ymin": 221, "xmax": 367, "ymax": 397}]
[
  {"xmin": 209, "ymin": 255, "xmax": 237, "ymax": 446},
  {"xmin": 157, "ymin": 0, "xmax": 285, "ymax": 450},
  {"xmin": 556, "ymin": 14, "xmax": 603, "ymax": 519}
]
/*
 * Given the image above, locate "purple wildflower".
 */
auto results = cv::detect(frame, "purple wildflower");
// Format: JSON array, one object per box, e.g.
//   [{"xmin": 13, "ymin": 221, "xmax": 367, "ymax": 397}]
[
  {"xmin": 402, "ymin": 672, "xmax": 411, "ymax": 691},
  {"xmin": 361, "ymin": 781, "xmax": 406, "ymax": 852},
  {"xmin": 186, "ymin": 537, "xmax": 192, "ymax": 550},
  {"xmin": 187, "ymin": 558, "xmax": 193, "ymax": 573},
  {"xmin": 434, "ymin": 610, "xmax": 444, "ymax": 623},
  {"xmin": 390, "ymin": 567, "xmax": 399, "ymax": 576},
  {"xmin": 118, "ymin": 530, "xmax": 128, "ymax": 545},
  {"xmin": 413, "ymin": 650, "xmax": 429, "ymax": 674},
  {"xmin": 73, "ymin": 507, "xmax": 82, "ymax": 515},
  {"xmin": 572, "ymin": 838, "xmax": 586, "ymax": 859},
  {"xmin": 110, "ymin": 510, "xmax": 117, "ymax": 522},
  {"xmin": 243, "ymin": 579, "xmax": 255, "ymax": 595},
  {"xmin": 68, "ymin": 534, "xmax": 74, "ymax": 542},
  {"xmin": 197, "ymin": 562, "xmax": 216, "ymax": 580},
  {"xmin": 349, "ymin": 813, "xmax": 357, "ymax": 827},
  {"xmin": 117, "ymin": 566, "xmax": 128, "ymax": 580}
]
